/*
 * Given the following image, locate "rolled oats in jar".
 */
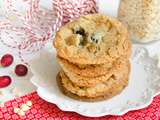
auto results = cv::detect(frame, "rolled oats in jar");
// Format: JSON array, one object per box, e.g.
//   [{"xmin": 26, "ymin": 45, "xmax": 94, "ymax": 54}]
[{"xmin": 118, "ymin": 0, "xmax": 160, "ymax": 43}]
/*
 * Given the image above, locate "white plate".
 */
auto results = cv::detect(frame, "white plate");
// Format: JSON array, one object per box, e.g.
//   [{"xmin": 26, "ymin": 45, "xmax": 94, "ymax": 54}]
[{"xmin": 30, "ymin": 45, "xmax": 160, "ymax": 117}]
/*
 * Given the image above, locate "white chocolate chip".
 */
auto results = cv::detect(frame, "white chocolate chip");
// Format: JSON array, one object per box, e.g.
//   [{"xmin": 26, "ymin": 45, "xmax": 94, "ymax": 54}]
[
  {"xmin": 91, "ymin": 31, "xmax": 105, "ymax": 44},
  {"xmin": 20, "ymin": 104, "xmax": 30, "ymax": 111},
  {"xmin": 26, "ymin": 101, "xmax": 32, "ymax": 107},
  {"xmin": 14, "ymin": 107, "xmax": 20, "ymax": 113},
  {"xmin": 0, "ymin": 102, "xmax": 5, "ymax": 107},
  {"xmin": 17, "ymin": 110, "xmax": 25, "ymax": 116}
]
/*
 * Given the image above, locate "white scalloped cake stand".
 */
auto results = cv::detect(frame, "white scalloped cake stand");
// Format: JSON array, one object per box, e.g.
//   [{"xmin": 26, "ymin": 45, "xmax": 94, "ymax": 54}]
[{"xmin": 30, "ymin": 45, "xmax": 160, "ymax": 117}]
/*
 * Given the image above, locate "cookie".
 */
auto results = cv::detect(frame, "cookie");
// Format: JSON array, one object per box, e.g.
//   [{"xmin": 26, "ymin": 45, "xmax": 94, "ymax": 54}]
[
  {"xmin": 57, "ymin": 68, "xmax": 129, "ymax": 102},
  {"xmin": 58, "ymin": 63, "xmax": 130, "ymax": 99},
  {"xmin": 54, "ymin": 14, "xmax": 132, "ymax": 65},
  {"xmin": 62, "ymin": 60, "xmax": 130, "ymax": 87},
  {"xmin": 57, "ymin": 56, "xmax": 128, "ymax": 77}
]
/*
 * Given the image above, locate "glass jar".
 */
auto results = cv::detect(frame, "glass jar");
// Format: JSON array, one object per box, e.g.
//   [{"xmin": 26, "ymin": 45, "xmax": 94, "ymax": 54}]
[{"xmin": 118, "ymin": 0, "xmax": 160, "ymax": 43}]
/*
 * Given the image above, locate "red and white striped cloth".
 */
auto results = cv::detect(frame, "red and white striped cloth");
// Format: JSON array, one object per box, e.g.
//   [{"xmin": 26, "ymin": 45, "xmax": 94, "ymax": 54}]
[{"xmin": 53, "ymin": 0, "xmax": 97, "ymax": 31}]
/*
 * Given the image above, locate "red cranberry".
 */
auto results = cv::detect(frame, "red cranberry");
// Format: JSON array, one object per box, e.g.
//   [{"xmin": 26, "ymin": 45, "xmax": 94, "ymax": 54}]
[
  {"xmin": 0, "ymin": 54, "xmax": 14, "ymax": 67},
  {"xmin": 0, "ymin": 76, "xmax": 12, "ymax": 88},
  {"xmin": 15, "ymin": 64, "xmax": 28, "ymax": 76}
]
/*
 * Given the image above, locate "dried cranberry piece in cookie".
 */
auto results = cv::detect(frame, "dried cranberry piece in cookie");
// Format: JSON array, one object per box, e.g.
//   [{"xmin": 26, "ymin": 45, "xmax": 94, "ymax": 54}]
[
  {"xmin": 74, "ymin": 27, "xmax": 85, "ymax": 36},
  {"xmin": 73, "ymin": 27, "xmax": 87, "ymax": 46}
]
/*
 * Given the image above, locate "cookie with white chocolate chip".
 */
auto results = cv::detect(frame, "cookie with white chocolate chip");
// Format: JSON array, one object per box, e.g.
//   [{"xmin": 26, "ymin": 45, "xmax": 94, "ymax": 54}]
[
  {"xmin": 54, "ymin": 14, "xmax": 131, "ymax": 64},
  {"xmin": 60, "ymin": 60, "xmax": 129, "ymax": 87},
  {"xmin": 57, "ymin": 63, "xmax": 130, "ymax": 101},
  {"xmin": 57, "ymin": 54, "xmax": 128, "ymax": 79}
]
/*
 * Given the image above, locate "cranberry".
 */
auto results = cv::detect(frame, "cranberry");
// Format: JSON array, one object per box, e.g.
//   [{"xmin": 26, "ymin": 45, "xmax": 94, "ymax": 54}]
[
  {"xmin": 0, "ymin": 76, "xmax": 12, "ymax": 88},
  {"xmin": 0, "ymin": 54, "xmax": 14, "ymax": 67},
  {"xmin": 15, "ymin": 64, "xmax": 28, "ymax": 76}
]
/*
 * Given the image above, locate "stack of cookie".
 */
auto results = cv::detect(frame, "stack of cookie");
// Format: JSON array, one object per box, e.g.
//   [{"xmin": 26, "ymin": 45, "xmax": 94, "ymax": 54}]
[{"xmin": 54, "ymin": 14, "xmax": 132, "ymax": 101}]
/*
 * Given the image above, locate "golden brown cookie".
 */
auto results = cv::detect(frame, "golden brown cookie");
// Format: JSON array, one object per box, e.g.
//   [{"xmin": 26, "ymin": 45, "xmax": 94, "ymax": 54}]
[
  {"xmin": 57, "ymin": 68, "xmax": 129, "ymax": 102},
  {"xmin": 57, "ymin": 63, "xmax": 130, "ymax": 99},
  {"xmin": 54, "ymin": 14, "xmax": 132, "ymax": 65},
  {"xmin": 57, "ymin": 56, "xmax": 128, "ymax": 77},
  {"xmin": 62, "ymin": 60, "xmax": 130, "ymax": 87}
]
